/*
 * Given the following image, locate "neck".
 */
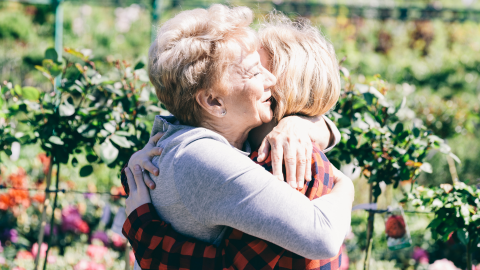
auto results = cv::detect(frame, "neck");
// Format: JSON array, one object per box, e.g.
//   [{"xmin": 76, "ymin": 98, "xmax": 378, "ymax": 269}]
[
  {"xmin": 248, "ymin": 120, "xmax": 276, "ymax": 150},
  {"xmin": 199, "ymin": 119, "xmax": 251, "ymax": 149}
]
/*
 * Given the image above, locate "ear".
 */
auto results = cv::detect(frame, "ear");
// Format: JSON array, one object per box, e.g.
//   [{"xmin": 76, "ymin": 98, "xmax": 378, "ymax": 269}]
[{"xmin": 196, "ymin": 89, "xmax": 226, "ymax": 118}]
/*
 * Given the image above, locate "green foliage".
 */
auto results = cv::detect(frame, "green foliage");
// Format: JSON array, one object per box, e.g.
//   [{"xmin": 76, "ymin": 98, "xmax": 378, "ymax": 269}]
[
  {"xmin": 0, "ymin": 11, "xmax": 33, "ymax": 41},
  {"xmin": 327, "ymin": 70, "xmax": 454, "ymax": 199},
  {"xmin": 0, "ymin": 47, "xmax": 166, "ymax": 173},
  {"xmin": 406, "ymin": 183, "xmax": 480, "ymax": 246}
]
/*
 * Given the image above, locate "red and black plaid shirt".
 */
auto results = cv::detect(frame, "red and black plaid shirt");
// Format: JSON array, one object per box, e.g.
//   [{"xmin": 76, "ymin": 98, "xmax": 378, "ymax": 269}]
[{"xmin": 121, "ymin": 144, "xmax": 342, "ymax": 270}]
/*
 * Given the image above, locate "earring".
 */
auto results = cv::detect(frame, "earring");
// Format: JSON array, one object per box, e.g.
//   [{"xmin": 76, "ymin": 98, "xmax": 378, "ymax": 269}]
[{"xmin": 221, "ymin": 110, "xmax": 227, "ymax": 116}]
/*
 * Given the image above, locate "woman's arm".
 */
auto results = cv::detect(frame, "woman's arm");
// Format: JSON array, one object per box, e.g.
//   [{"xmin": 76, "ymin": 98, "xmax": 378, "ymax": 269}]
[
  {"xmin": 127, "ymin": 115, "xmax": 340, "ymax": 192},
  {"xmin": 171, "ymin": 139, "xmax": 353, "ymax": 260},
  {"xmin": 122, "ymin": 147, "xmax": 346, "ymax": 269}
]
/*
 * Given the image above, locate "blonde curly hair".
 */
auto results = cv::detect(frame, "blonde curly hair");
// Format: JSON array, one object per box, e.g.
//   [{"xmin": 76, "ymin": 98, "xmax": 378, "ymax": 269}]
[
  {"xmin": 259, "ymin": 13, "xmax": 341, "ymax": 122},
  {"xmin": 148, "ymin": 4, "xmax": 258, "ymax": 126}
]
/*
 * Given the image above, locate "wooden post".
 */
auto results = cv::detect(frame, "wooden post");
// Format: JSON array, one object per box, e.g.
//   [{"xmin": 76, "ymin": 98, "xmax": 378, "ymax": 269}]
[{"xmin": 125, "ymin": 242, "xmax": 131, "ymax": 270}]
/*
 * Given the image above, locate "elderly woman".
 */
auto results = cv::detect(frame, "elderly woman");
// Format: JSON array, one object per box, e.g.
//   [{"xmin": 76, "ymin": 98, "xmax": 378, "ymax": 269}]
[{"xmin": 124, "ymin": 5, "xmax": 353, "ymax": 269}]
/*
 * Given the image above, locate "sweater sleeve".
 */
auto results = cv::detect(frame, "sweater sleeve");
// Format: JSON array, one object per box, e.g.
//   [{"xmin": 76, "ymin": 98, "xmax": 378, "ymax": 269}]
[
  {"xmin": 173, "ymin": 139, "xmax": 350, "ymax": 260},
  {"xmin": 322, "ymin": 115, "xmax": 341, "ymax": 153}
]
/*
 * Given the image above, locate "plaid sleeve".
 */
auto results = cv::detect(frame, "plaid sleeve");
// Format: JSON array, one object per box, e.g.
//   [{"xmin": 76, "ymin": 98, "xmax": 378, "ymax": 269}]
[
  {"xmin": 123, "ymin": 203, "xmax": 233, "ymax": 270},
  {"xmin": 123, "ymin": 145, "xmax": 342, "ymax": 270}
]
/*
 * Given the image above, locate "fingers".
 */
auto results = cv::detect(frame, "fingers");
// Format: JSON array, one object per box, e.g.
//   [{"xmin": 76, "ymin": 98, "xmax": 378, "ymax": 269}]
[
  {"xmin": 149, "ymin": 132, "xmax": 164, "ymax": 145},
  {"xmin": 132, "ymin": 165, "xmax": 144, "ymax": 192},
  {"xmin": 125, "ymin": 167, "xmax": 137, "ymax": 194},
  {"xmin": 270, "ymin": 141, "xmax": 284, "ymax": 182},
  {"xmin": 295, "ymin": 147, "xmax": 307, "ymax": 190},
  {"xmin": 257, "ymin": 138, "xmax": 270, "ymax": 162},
  {"xmin": 284, "ymin": 142, "xmax": 297, "ymax": 189},
  {"xmin": 143, "ymin": 173, "xmax": 156, "ymax": 190},
  {"xmin": 133, "ymin": 165, "xmax": 149, "ymax": 195},
  {"xmin": 305, "ymin": 142, "xmax": 313, "ymax": 183},
  {"xmin": 143, "ymin": 147, "xmax": 162, "ymax": 176}
]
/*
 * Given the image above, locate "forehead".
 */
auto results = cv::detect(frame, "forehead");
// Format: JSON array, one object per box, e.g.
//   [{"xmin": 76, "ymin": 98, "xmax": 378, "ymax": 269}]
[{"xmin": 230, "ymin": 47, "xmax": 260, "ymax": 72}]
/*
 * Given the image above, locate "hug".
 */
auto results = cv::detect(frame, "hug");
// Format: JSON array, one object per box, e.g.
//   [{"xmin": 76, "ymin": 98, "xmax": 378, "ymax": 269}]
[{"xmin": 121, "ymin": 4, "xmax": 354, "ymax": 270}]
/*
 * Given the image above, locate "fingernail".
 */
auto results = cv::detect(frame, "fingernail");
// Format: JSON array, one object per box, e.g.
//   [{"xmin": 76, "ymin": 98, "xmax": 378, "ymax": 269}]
[
  {"xmin": 154, "ymin": 169, "xmax": 158, "ymax": 175},
  {"xmin": 134, "ymin": 165, "xmax": 141, "ymax": 172},
  {"xmin": 290, "ymin": 182, "xmax": 297, "ymax": 188}
]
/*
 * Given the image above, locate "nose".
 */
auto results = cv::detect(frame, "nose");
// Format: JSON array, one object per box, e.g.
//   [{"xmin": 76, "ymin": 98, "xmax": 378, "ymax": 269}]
[{"xmin": 262, "ymin": 66, "xmax": 276, "ymax": 90}]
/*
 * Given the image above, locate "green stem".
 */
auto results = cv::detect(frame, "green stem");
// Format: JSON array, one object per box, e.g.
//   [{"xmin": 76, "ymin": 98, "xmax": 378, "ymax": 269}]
[
  {"xmin": 43, "ymin": 163, "xmax": 60, "ymax": 270},
  {"xmin": 364, "ymin": 185, "xmax": 378, "ymax": 270},
  {"xmin": 34, "ymin": 159, "xmax": 54, "ymax": 270},
  {"xmin": 466, "ymin": 238, "xmax": 472, "ymax": 270}
]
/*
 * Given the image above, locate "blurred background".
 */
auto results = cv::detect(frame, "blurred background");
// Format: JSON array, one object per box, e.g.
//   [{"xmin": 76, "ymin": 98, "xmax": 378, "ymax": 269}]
[{"xmin": 0, "ymin": 0, "xmax": 479, "ymax": 269}]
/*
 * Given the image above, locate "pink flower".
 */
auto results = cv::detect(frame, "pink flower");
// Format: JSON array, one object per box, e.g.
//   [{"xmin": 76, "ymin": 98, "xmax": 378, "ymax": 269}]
[
  {"xmin": 15, "ymin": 250, "xmax": 33, "ymax": 260},
  {"xmin": 12, "ymin": 267, "xmax": 26, "ymax": 270},
  {"xmin": 73, "ymin": 259, "xmax": 106, "ymax": 270},
  {"xmin": 61, "ymin": 206, "xmax": 90, "ymax": 234},
  {"xmin": 31, "ymin": 243, "xmax": 48, "ymax": 258},
  {"xmin": 429, "ymin": 259, "xmax": 460, "ymax": 270},
  {"xmin": 111, "ymin": 233, "xmax": 126, "ymax": 248},
  {"xmin": 412, "ymin": 247, "xmax": 429, "ymax": 264},
  {"xmin": 91, "ymin": 231, "xmax": 109, "ymax": 246},
  {"xmin": 87, "ymin": 244, "xmax": 108, "ymax": 262},
  {"xmin": 0, "ymin": 256, "xmax": 5, "ymax": 264},
  {"xmin": 129, "ymin": 250, "xmax": 135, "ymax": 266},
  {"xmin": 47, "ymin": 255, "xmax": 56, "ymax": 264}
]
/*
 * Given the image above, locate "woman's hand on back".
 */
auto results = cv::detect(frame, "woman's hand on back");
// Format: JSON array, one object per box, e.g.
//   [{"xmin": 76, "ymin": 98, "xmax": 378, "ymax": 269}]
[
  {"xmin": 257, "ymin": 116, "xmax": 313, "ymax": 189},
  {"xmin": 127, "ymin": 132, "xmax": 164, "ymax": 190},
  {"xmin": 124, "ymin": 165, "xmax": 152, "ymax": 216}
]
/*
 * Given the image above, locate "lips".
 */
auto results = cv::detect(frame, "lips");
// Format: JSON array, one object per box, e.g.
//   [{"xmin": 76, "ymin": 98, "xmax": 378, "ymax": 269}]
[{"xmin": 263, "ymin": 90, "xmax": 273, "ymax": 103}]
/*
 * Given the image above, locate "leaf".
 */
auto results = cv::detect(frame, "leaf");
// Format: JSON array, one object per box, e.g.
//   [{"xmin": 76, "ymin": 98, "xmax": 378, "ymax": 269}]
[
  {"xmin": 457, "ymin": 230, "xmax": 469, "ymax": 245},
  {"xmin": 79, "ymin": 165, "xmax": 93, "ymax": 177},
  {"xmin": 65, "ymin": 47, "xmax": 88, "ymax": 61},
  {"xmin": 100, "ymin": 139, "xmax": 119, "ymax": 165},
  {"xmin": 412, "ymin": 127, "xmax": 420, "ymax": 138},
  {"xmin": 72, "ymin": 157, "xmax": 78, "ymax": 167},
  {"xmin": 14, "ymin": 85, "xmax": 22, "ymax": 96},
  {"xmin": 21, "ymin": 86, "xmax": 40, "ymax": 100},
  {"xmin": 134, "ymin": 61, "xmax": 145, "ymax": 70},
  {"xmin": 449, "ymin": 152, "xmax": 461, "ymax": 164},
  {"xmin": 48, "ymin": 136, "xmax": 64, "ymax": 145},
  {"xmin": 45, "ymin": 48, "xmax": 58, "ymax": 62},
  {"xmin": 420, "ymin": 162, "xmax": 433, "ymax": 173},
  {"xmin": 111, "ymin": 134, "xmax": 131, "ymax": 148},
  {"xmin": 59, "ymin": 102, "xmax": 75, "ymax": 117},
  {"xmin": 86, "ymin": 154, "xmax": 97, "ymax": 163},
  {"xmin": 394, "ymin": 123, "xmax": 404, "ymax": 134},
  {"xmin": 103, "ymin": 122, "xmax": 116, "ymax": 134}
]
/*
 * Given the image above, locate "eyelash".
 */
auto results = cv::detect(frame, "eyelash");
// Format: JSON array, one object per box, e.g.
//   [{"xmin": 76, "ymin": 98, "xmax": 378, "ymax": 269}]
[{"xmin": 253, "ymin": 72, "xmax": 260, "ymax": 77}]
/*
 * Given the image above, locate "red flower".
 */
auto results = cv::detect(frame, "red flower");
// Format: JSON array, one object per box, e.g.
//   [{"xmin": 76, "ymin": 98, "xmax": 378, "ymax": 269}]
[
  {"xmin": 0, "ymin": 194, "xmax": 12, "ymax": 210},
  {"xmin": 16, "ymin": 250, "xmax": 33, "ymax": 260},
  {"xmin": 385, "ymin": 215, "xmax": 406, "ymax": 239},
  {"xmin": 37, "ymin": 153, "xmax": 51, "ymax": 175},
  {"xmin": 31, "ymin": 192, "xmax": 45, "ymax": 203}
]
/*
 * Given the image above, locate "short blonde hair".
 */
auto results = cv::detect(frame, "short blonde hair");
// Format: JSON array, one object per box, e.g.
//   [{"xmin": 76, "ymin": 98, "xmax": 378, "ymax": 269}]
[
  {"xmin": 259, "ymin": 14, "xmax": 341, "ymax": 122},
  {"xmin": 148, "ymin": 4, "xmax": 258, "ymax": 126}
]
